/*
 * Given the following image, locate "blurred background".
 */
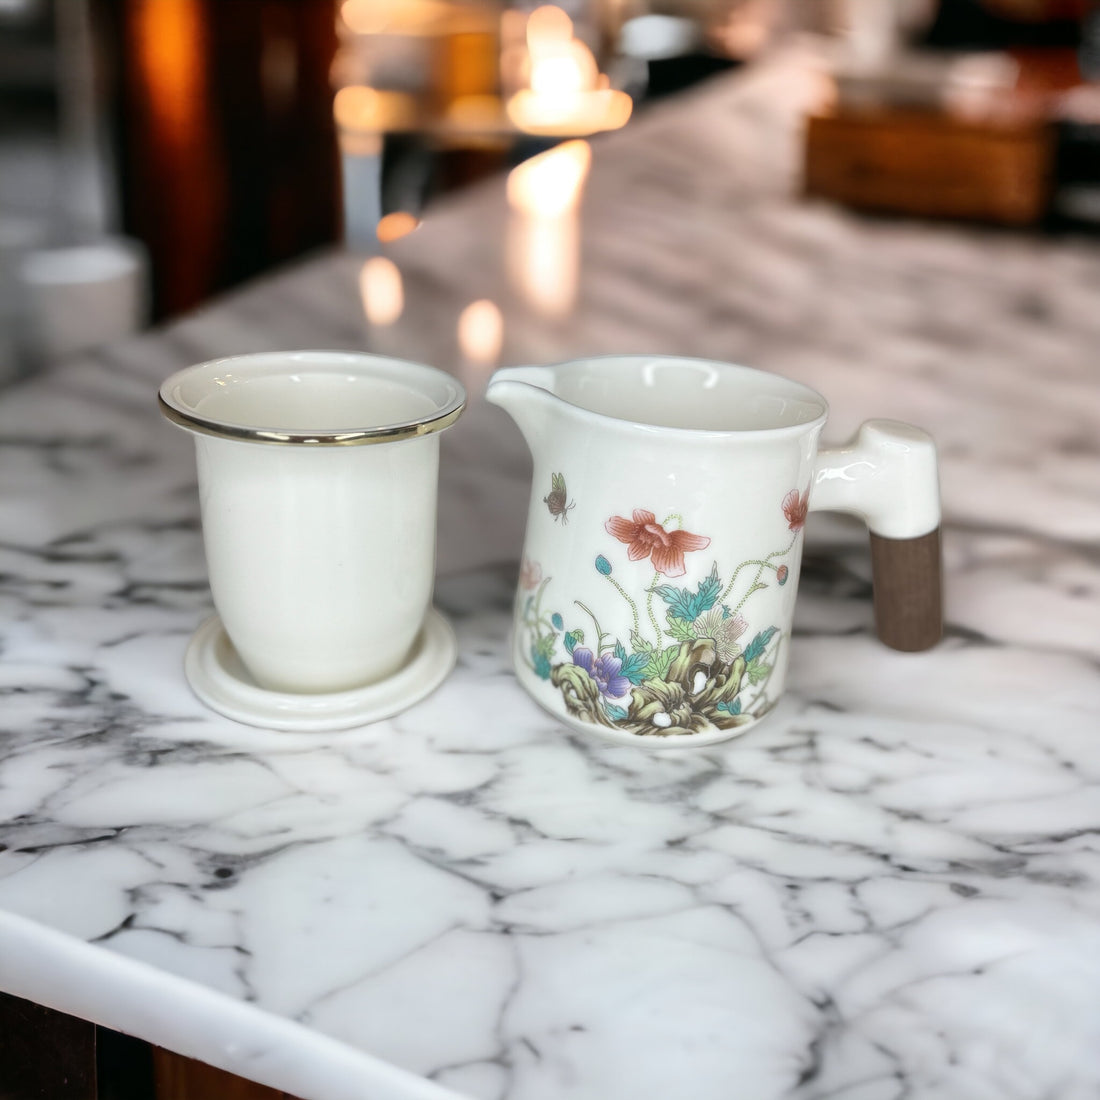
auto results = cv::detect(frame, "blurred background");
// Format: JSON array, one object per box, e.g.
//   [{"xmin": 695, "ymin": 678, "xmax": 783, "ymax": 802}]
[{"xmin": 0, "ymin": 0, "xmax": 1098, "ymax": 383}]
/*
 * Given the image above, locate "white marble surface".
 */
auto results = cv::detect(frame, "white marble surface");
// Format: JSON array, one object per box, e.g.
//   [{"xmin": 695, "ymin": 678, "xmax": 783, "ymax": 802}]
[{"xmin": 2, "ymin": 46, "xmax": 1100, "ymax": 1100}]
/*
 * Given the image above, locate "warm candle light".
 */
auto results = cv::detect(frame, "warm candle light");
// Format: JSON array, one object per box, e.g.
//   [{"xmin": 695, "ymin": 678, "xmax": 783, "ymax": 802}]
[
  {"xmin": 529, "ymin": 40, "xmax": 599, "ymax": 95},
  {"xmin": 360, "ymin": 257, "xmax": 404, "ymax": 324},
  {"xmin": 376, "ymin": 212, "xmax": 420, "ymax": 242},
  {"xmin": 505, "ymin": 6, "xmax": 631, "ymax": 137},
  {"xmin": 458, "ymin": 299, "xmax": 503, "ymax": 363},
  {"xmin": 507, "ymin": 88, "xmax": 632, "ymax": 136},
  {"xmin": 527, "ymin": 5, "xmax": 573, "ymax": 51}
]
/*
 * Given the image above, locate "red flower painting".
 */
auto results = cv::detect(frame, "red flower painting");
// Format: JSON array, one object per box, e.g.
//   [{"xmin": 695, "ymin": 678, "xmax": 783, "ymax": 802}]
[
  {"xmin": 605, "ymin": 509, "xmax": 710, "ymax": 578},
  {"xmin": 782, "ymin": 488, "xmax": 809, "ymax": 532}
]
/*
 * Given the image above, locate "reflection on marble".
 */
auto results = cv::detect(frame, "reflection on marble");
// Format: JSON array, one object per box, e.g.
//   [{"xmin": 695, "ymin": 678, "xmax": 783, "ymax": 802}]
[{"xmin": 2, "ymin": 44, "xmax": 1100, "ymax": 1100}]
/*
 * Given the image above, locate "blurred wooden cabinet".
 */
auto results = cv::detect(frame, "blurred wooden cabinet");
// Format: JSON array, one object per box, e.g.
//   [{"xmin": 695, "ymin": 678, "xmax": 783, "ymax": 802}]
[
  {"xmin": 803, "ymin": 49, "xmax": 1091, "ymax": 226},
  {"xmin": 92, "ymin": 0, "xmax": 340, "ymax": 320},
  {"xmin": 805, "ymin": 107, "xmax": 1053, "ymax": 226}
]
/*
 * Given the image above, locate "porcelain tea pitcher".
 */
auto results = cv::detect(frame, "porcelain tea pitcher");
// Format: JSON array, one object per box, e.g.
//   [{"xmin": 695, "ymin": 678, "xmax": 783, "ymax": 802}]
[{"xmin": 487, "ymin": 355, "xmax": 941, "ymax": 748}]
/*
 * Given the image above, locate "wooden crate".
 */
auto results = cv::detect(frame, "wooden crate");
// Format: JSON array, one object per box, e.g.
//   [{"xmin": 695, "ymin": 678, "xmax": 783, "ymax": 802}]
[{"xmin": 805, "ymin": 107, "xmax": 1054, "ymax": 225}]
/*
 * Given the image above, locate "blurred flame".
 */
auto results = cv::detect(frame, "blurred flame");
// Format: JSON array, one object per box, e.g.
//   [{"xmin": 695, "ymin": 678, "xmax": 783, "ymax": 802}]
[
  {"xmin": 530, "ymin": 40, "xmax": 599, "ymax": 95},
  {"xmin": 458, "ymin": 300, "xmax": 503, "ymax": 363},
  {"xmin": 507, "ymin": 88, "xmax": 631, "ymax": 135},
  {"xmin": 526, "ymin": 6, "xmax": 593, "ymax": 93},
  {"xmin": 527, "ymin": 5, "xmax": 573, "ymax": 51},
  {"xmin": 360, "ymin": 257, "xmax": 404, "ymax": 325},
  {"xmin": 507, "ymin": 140, "xmax": 591, "ymax": 217},
  {"xmin": 506, "ymin": 6, "xmax": 631, "ymax": 137},
  {"xmin": 376, "ymin": 212, "xmax": 420, "ymax": 242},
  {"xmin": 507, "ymin": 141, "xmax": 590, "ymax": 317}
]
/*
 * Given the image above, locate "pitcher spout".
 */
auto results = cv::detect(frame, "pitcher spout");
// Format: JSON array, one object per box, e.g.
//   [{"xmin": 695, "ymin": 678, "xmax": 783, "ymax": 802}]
[{"xmin": 485, "ymin": 366, "xmax": 558, "ymax": 455}]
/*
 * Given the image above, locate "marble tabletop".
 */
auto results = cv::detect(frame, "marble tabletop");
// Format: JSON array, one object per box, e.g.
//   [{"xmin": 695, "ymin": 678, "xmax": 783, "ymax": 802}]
[{"xmin": 2, "ymin": 45, "xmax": 1100, "ymax": 1100}]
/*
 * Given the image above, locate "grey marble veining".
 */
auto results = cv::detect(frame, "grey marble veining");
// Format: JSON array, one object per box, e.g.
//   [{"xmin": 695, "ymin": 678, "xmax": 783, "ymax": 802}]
[{"xmin": 2, "ymin": 45, "xmax": 1100, "ymax": 1100}]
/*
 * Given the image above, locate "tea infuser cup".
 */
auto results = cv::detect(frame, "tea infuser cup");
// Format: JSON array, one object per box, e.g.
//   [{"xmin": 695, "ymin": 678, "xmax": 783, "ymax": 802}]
[{"xmin": 160, "ymin": 350, "xmax": 465, "ymax": 730}]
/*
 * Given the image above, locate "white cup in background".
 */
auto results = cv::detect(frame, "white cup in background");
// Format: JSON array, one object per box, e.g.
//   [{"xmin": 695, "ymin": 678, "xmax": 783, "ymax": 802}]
[{"xmin": 19, "ymin": 237, "xmax": 148, "ymax": 361}]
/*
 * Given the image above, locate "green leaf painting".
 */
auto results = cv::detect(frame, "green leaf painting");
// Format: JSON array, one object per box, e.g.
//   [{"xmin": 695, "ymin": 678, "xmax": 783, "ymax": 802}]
[
  {"xmin": 743, "ymin": 627, "xmax": 778, "ymax": 664},
  {"xmin": 665, "ymin": 613, "xmax": 696, "ymax": 642},
  {"xmin": 651, "ymin": 562, "xmax": 721, "ymax": 623},
  {"xmin": 746, "ymin": 660, "xmax": 771, "ymax": 685}
]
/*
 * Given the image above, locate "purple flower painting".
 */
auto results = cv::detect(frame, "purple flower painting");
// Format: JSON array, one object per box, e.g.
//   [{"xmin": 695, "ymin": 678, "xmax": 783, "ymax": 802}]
[{"xmin": 571, "ymin": 647, "xmax": 630, "ymax": 699}]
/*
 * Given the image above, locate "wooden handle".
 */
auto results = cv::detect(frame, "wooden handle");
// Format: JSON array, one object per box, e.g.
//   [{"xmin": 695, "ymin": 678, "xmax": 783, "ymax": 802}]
[{"xmin": 869, "ymin": 527, "xmax": 943, "ymax": 652}]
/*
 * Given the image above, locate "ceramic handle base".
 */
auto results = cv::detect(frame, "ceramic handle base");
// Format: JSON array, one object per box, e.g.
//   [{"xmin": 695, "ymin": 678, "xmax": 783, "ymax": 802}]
[
  {"xmin": 870, "ymin": 527, "xmax": 943, "ymax": 652},
  {"xmin": 811, "ymin": 419, "xmax": 943, "ymax": 653}
]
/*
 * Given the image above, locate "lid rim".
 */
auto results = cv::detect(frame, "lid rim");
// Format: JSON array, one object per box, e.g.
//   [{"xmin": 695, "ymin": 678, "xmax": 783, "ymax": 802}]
[
  {"xmin": 157, "ymin": 350, "xmax": 466, "ymax": 447},
  {"xmin": 158, "ymin": 393, "xmax": 466, "ymax": 446}
]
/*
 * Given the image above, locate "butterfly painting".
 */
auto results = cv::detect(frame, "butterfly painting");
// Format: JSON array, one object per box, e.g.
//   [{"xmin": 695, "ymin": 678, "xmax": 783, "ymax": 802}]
[{"xmin": 544, "ymin": 472, "xmax": 575, "ymax": 523}]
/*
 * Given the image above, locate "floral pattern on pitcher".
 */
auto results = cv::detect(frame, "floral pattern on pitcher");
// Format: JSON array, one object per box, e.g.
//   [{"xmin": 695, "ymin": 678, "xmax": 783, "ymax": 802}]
[{"xmin": 519, "ymin": 491, "xmax": 806, "ymax": 737}]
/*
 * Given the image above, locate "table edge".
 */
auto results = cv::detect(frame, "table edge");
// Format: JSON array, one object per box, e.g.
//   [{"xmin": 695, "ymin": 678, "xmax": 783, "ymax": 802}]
[{"xmin": 0, "ymin": 908, "xmax": 468, "ymax": 1100}]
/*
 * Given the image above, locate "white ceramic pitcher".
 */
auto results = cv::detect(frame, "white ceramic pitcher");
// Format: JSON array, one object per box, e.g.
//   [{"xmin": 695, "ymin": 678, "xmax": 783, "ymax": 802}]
[{"xmin": 487, "ymin": 355, "xmax": 941, "ymax": 748}]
